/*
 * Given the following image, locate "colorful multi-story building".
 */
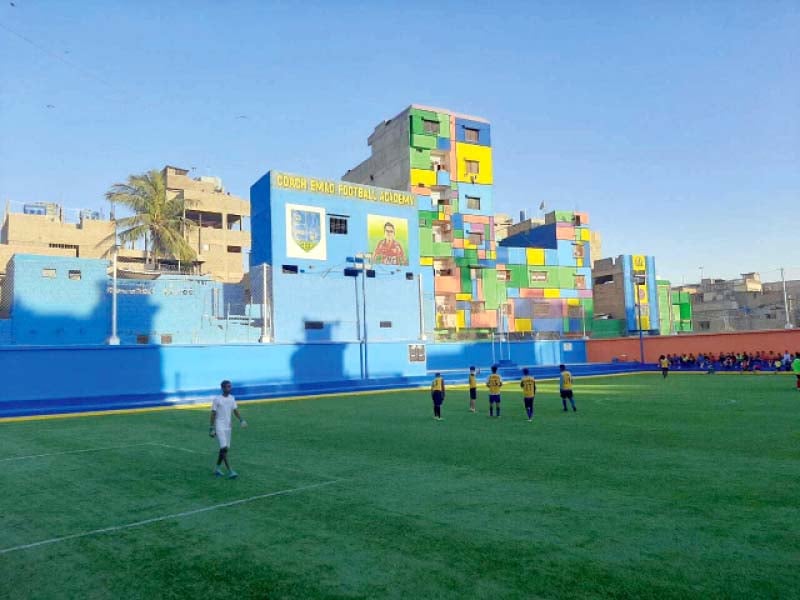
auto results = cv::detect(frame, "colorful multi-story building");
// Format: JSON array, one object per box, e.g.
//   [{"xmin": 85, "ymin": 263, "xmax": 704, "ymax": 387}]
[{"xmin": 344, "ymin": 105, "xmax": 593, "ymax": 339}]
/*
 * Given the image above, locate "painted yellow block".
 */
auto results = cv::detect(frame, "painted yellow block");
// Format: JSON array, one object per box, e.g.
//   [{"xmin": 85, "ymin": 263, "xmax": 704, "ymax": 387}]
[
  {"xmin": 576, "ymin": 258, "xmax": 583, "ymax": 268},
  {"xmin": 463, "ymin": 239, "xmax": 475, "ymax": 249},
  {"xmin": 544, "ymin": 288, "xmax": 561, "ymax": 299},
  {"xmin": 455, "ymin": 142, "xmax": 493, "ymax": 184},
  {"xmin": 515, "ymin": 318, "xmax": 532, "ymax": 332},
  {"xmin": 581, "ymin": 228, "xmax": 590, "ymax": 241},
  {"xmin": 457, "ymin": 310, "xmax": 466, "ymax": 329},
  {"xmin": 637, "ymin": 284, "xmax": 648, "ymax": 305},
  {"xmin": 420, "ymin": 257, "xmax": 433, "ymax": 266},
  {"xmin": 438, "ymin": 211, "xmax": 445, "ymax": 221},
  {"xmin": 567, "ymin": 298, "xmax": 580, "ymax": 306},
  {"xmin": 488, "ymin": 250, "xmax": 495, "ymax": 259},
  {"xmin": 411, "ymin": 168, "xmax": 436, "ymax": 188},
  {"xmin": 639, "ymin": 316, "xmax": 650, "ymax": 330},
  {"xmin": 456, "ymin": 293, "xmax": 472, "ymax": 301},
  {"xmin": 526, "ymin": 248, "xmax": 545, "ymax": 265}
]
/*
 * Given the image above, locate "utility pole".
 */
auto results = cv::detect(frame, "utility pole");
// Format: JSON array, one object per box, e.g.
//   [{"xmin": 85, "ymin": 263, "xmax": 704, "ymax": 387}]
[{"xmin": 107, "ymin": 246, "xmax": 120, "ymax": 345}]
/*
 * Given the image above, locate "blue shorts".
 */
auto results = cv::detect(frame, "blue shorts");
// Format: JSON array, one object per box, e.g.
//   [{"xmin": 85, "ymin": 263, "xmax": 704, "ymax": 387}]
[
  {"xmin": 560, "ymin": 390, "xmax": 573, "ymax": 399},
  {"xmin": 524, "ymin": 397, "xmax": 534, "ymax": 409},
  {"xmin": 489, "ymin": 394, "xmax": 501, "ymax": 403},
  {"xmin": 469, "ymin": 388, "xmax": 477, "ymax": 400},
  {"xmin": 432, "ymin": 391, "xmax": 444, "ymax": 405}
]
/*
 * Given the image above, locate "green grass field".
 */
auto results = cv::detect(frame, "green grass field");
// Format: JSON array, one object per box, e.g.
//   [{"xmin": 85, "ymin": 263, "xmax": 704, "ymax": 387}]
[{"xmin": 1, "ymin": 374, "xmax": 799, "ymax": 599}]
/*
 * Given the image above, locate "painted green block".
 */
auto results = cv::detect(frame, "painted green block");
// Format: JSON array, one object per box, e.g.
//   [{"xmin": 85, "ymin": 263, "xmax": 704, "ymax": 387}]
[
  {"xmin": 410, "ymin": 148, "xmax": 431, "ymax": 169},
  {"xmin": 461, "ymin": 267, "xmax": 472, "ymax": 289},
  {"xmin": 454, "ymin": 229, "xmax": 464, "ymax": 239},
  {"xmin": 436, "ymin": 112, "xmax": 451, "ymax": 138},
  {"xmin": 410, "ymin": 107, "xmax": 438, "ymax": 121},
  {"xmin": 527, "ymin": 266, "xmax": 560, "ymax": 289},
  {"xmin": 554, "ymin": 210, "xmax": 574, "ymax": 223},
  {"xmin": 482, "ymin": 269, "xmax": 499, "ymax": 309},
  {"xmin": 679, "ymin": 303, "xmax": 692, "ymax": 320},
  {"xmin": 484, "ymin": 225, "xmax": 491, "ymax": 240},
  {"xmin": 419, "ymin": 210, "xmax": 437, "ymax": 221},
  {"xmin": 464, "ymin": 249, "xmax": 478, "ymax": 261},
  {"xmin": 419, "ymin": 229, "xmax": 434, "ymax": 256},
  {"xmin": 411, "ymin": 133, "xmax": 437, "ymax": 150},
  {"xmin": 451, "ymin": 182, "xmax": 458, "ymax": 190},
  {"xmin": 509, "ymin": 265, "xmax": 528, "ymax": 288},
  {"xmin": 432, "ymin": 242, "xmax": 452, "ymax": 257},
  {"xmin": 451, "ymin": 199, "xmax": 459, "ymax": 213},
  {"xmin": 455, "ymin": 257, "xmax": 472, "ymax": 267}
]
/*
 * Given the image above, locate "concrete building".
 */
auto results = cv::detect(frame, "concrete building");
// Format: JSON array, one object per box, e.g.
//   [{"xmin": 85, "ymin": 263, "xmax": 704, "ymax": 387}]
[
  {"xmin": 344, "ymin": 105, "xmax": 595, "ymax": 340},
  {"xmin": 590, "ymin": 254, "xmax": 690, "ymax": 337},
  {"xmin": 0, "ymin": 167, "xmax": 250, "ymax": 316},
  {"xmin": 683, "ymin": 273, "xmax": 798, "ymax": 332}
]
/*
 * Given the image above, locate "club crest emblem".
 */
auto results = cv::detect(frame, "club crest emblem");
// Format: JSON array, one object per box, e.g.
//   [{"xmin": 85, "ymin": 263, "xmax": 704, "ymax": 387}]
[{"xmin": 291, "ymin": 209, "xmax": 321, "ymax": 252}]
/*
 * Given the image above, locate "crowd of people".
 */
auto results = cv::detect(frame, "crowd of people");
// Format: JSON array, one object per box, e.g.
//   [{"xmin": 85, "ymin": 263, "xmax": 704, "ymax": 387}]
[{"xmin": 660, "ymin": 350, "xmax": 800, "ymax": 372}]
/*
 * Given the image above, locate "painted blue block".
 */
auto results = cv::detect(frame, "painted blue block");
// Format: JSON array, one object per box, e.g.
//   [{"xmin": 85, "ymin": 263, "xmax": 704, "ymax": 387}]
[
  {"xmin": 496, "ymin": 247, "xmax": 509, "ymax": 263},
  {"xmin": 561, "ymin": 289, "xmax": 578, "ymax": 298},
  {"xmin": 533, "ymin": 318, "xmax": 562, "ymax": 332},
  {"xmin": 513, "ymin": 299, "xmax": 533, "ymax": 319},
  {"xmin": 544, "ymin": 249, "xmax": 558, "ymax": 265},
  {"xmin": 455, "ymin": 118, "xmax": 491, "ymax": 146},
  {"xmin": 506, "ymin": 287, "xmax": 520, "ymax": 298},
  {"xmin": 507, "ymin": 248, "xmax": 527, "ymax": 264},
  {"xmin": 451, "ymin": 213, "xmax": 463, "ymax": 230},
  {"xmin": 478, "ymin": 259, "xmax": 494, "ymax": 267},
  {"xmin": 437, "ymin": 137, "xmax": 451, "ymax": 151},
  {"xmin": 457, "ymin": 301, "xmax": 471, "ymax": 310},
  {"xmin": 454, "ymin": 248, "xmax": 465, "ymax": 257},
  {"xmin": 436, "ymin": 170, "xmax": 450, "ymax": 187},
  {"xmin": 457, "ymin": 183, "xmax": 493, "ymax": 216}
]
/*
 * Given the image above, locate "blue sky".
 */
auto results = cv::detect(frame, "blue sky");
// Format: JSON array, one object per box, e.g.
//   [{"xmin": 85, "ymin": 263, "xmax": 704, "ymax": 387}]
[{"xmin": 1, "ymin": 1, "xmax": 798, "ymax": 284}]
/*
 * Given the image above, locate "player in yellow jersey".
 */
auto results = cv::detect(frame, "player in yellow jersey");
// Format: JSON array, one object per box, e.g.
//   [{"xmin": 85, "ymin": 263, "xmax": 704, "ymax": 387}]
[
  {"xmin": 519, "ymin": 368, "xmax": 536, "ymax": 421},
  {"xmin": 559, "ymin": 364, "xmax": 576, "ymax": 412},
  {"xmin": 486, "ymin": 365, "xmax": 503, "ymax": 417},
  {"xmin": 468, "ymin": 366, "xmax": 477, "ymax": 412},
  {"xmin": 659, "ymin": 355, "xmax": 669, "ymax": 379},
  {"xmin": 431, "ymin": 372, "xmax": 445, "ymax": 420}
]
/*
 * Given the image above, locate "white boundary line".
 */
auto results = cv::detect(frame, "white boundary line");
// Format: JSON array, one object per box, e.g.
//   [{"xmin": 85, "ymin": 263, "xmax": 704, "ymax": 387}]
[
  {"xmin": 0, "ymin": 442, "xmax": 154, "ymax": 463},
  {"xmin": 0, "ymin": 479, "xmax": 342, "ymax": 555},
  {"xmin": 149, "ymin": 442, "xmax": 201, "ymax": 454}
]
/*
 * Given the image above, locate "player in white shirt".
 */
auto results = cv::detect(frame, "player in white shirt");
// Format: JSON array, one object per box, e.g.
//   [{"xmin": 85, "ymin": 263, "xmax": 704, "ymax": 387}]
[{"xmin": 209, "ymin": 380, "xmax": 247, "ymax": 478}]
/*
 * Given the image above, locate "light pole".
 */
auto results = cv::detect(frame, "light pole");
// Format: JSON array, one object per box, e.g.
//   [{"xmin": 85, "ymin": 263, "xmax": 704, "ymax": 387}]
[
  {"xmin": 699, "ymin": 266, "xmax": 704, "ymax": 283},
  {"xmin": 781, "ymin": 267, "xmax": 793, "ymax": 328},
  {"xmin": 107, "ymin": 245, "xmax": 120, "ymax": 345},
  {"xmin": 633, "ymin": 273, "xmax": 645, "ymax": 364}
]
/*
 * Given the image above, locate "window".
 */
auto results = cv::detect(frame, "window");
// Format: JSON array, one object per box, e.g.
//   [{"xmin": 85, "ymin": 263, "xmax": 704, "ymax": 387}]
[
  {"xmin": 282, "ymin": 264, "xmax": 298, "ymax": 274},
  {"xmin": 423, "ymin": 119, "xmax": 440, "ymax": 135},
  {"xmin": 573, "ymin": 215, "xmax": 582, "ymax": 226},
  {"xmin": 405, "ymin": 272, "xmax": 415, "ymax": 280},
  {"xmin": 465, "ymin": 160, "xmax": 479, "ymax": 175},
  {"xmin": 408, "ymin": 344, "xmax": 426, "ymax": 362},
  {"xmin": 329, "ymin": 216, "xmax": 348, "ymax": 235},
  {"xmin": 379, "ymin": 321, "xmax": 393, "ymax": 328},
  {"xmin": 468, "ymin": 232, "xmax": 483, "ymax": 245},
  {"xmin": 160, "ymin": 334, "xmax": 173, "ymax": 344},
  {"xmin": 497, "ymin": 270, "xmax": 511, "ymax": 281},
  {"xmin": 41, "ymin": 268, "xmax": 56, "ymax": 278},
  {"xmin": 471, "ymin": 301, "xmax": 485, "ymax": 312},
  {"xmin": 227, "ymin": 246, "xmax": 242, "ymax": 253},
  {"xmin": 68, "ymin": 270, "xmax": 82, "ymax": 281},
  {"xmin": 575, "ymin": 275, "xmax": 586, "ymax": 289},
  {"xmin": 466, "ymin": 196, "xmax": 481, "ymax": 210},
  {"xmin": 594, "ymin": 274, "xmax": 614, "ymax": 285},
  {"xmin": 465, "ymin": 128, "xmax": 480, "ymax": 143},
  {"xmin": 699, "ymin": 321, "xmax": 711, "ymax": 330},
  {"xmin": 136, "ymin": 334, "xmax": 149, "ymax": 344},
  {"xmin": 435, "ymin": 268, "xmax": 453, "ymax": 276},
  {"xmin": 529, "ymin": 270, "xmax": 547, "ymax": 282},
  {"xmin": 304, "ymin": 321, "xmax": 324, "ymax": 330},
  {"xmin": 49, "ymin": 243, "xmax": 79, "ymax": 256},
  {"xmin": 572, "ymin": 244, "xmax": 585, "ymax": 259}
]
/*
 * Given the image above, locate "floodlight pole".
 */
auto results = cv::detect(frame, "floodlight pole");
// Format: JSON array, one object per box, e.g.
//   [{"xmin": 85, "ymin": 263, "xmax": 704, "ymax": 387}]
[
  {"xmin": 781, "ymin": 267, "xmax": 793, "ymax": 328},
  {"xmin": 361, "ymin": 253, "xmax": 370, "ymax": 380},
  {"xmin": 633, "ymin": 273, "xmax": 645, "ymax": 364},
  {"xmin": 259, "ymin": 263, "xmax": 271, "ymax": 343},
  {"xmin": 107, "ymin": 245, "xmax": 120, "ymax": 345}
]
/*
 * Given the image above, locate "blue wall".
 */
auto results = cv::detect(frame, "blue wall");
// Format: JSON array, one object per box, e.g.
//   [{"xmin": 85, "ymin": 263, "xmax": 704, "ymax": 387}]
[
  {"xmin": 0, "ymin": 341, "xmax": 428, "ymax": 416},
  {"xmin": 426, "ymin": 340, "xmax": 587, "ymax": 372}
]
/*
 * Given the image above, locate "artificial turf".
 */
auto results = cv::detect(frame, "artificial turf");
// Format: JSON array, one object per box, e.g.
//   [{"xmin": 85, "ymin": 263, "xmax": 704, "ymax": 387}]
[{"xmin": 0, "ymin": 373, "xmax": 798, "ymax": 599}]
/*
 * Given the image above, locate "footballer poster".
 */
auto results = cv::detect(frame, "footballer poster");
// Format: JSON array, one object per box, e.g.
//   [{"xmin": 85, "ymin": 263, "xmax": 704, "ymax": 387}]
[
  {"xmin": 286, "ymin": 203, "xmax": 326, "ymax": 260},
  {"xmin": 368, "ymin": 215, "xmax": 409, "ymax": 266}
]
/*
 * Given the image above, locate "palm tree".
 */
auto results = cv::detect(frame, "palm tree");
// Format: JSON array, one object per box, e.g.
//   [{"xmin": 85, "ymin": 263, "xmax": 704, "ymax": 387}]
[{"xmin": 105, "ymin": 169, "xmax": 195, "ymax": 268}]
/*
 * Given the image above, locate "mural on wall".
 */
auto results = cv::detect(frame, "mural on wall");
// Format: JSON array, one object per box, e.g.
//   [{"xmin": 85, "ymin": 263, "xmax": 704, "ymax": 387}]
[
  {"xmin": 286, "ymin": 203, "xmax": 326, "ymax": 260},
  {"xmin": 369, "ymin": 215, "xmax": 408, "ymax": 266}
]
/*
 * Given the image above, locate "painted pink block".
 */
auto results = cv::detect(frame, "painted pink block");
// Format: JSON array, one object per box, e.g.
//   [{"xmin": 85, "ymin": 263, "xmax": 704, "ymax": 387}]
[
  {"xmin": 556, "ymin": 225, "xmax": 575, "ymax": 240},
  {"xmin": 477, "ymin": 250, "xmax": 486, "ymax": 259},
  {"xmin": 471, "ymin": 311, "xmax": 497, "ymax": 328},
  {"xmin": 579, "ymin": 289, "xmax": 593, "ymax": 298},
  {"xmin": 520, "ymin": 288, "xmax": 543, "ymax": 298}
]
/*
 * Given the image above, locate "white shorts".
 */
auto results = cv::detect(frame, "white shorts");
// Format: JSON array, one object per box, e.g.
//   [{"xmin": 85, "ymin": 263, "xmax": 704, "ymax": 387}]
[{"xmin": 216, "ymin": 427, "xmax": 232, "ymax": 449}]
